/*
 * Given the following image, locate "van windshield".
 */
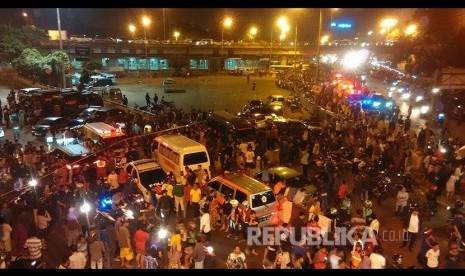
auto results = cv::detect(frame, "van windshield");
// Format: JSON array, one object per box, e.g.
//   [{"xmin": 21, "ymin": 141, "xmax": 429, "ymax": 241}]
[
  {"xmin": 183, "ymin": 152, "xmax": 209, "ymax": 166},
  {"xmin": 251, "ymin": 190, "xmax": 275, "ymax": 209}
]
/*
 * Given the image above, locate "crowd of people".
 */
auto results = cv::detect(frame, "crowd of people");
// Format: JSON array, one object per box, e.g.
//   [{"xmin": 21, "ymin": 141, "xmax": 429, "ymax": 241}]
[{"xmin": 1, "ymin": 66, "xmax": 465, "ymax": 269}]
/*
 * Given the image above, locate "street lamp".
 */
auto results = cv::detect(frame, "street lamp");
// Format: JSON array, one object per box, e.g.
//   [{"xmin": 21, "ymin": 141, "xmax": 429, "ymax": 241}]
[
  {"xmin": 249, "ymin": 26, "xmax": 257, "ymax": 41},
  {"xmin": 56, "ymin": 8, "xmax": 66, "ymax": 88},
  {"xmin": 380, "ymin": 18, "xmax": 398, "ymax": 40},
  {"xmin": 404, "ymin": 24, "xmax": 417, "ymax": 36},
  {"xmin": 142, "ymin": 16, "xmax": 151, "ymax": 77},
  {"xmin": 173, "ymin": 31, "xmax": 180, "ymax": 42},
  {"xmin": 320, "ymin": 35, "xmax": 330, "ymax": 45},
  {"xmin": 221, "ymin": 17, "xmax": 233, "ymax": 58},
  {"xmin": 128, "ymin": 24, "xmax": 136, "ymax": 39}
]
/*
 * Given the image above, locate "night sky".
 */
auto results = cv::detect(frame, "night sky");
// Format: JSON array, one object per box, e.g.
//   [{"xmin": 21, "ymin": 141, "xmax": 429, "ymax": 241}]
[{"xmin": 0, "ymin": 8, "xmax": 416, "ymax": 41}]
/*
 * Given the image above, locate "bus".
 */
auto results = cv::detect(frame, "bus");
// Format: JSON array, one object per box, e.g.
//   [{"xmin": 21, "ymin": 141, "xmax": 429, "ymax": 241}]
[
  {"xmin": 269, "ymin": 64, "xmax": 295, "ymax": 76},
  {"xmin": 154, "ymin": 134, "xmax": 211, "ymax": 181}
]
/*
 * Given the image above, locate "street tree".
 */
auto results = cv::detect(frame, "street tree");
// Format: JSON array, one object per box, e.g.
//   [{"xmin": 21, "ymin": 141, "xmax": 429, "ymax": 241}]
[{"xmin": 0, "ymin": 25, "xmax": 48, "ymax": 63}]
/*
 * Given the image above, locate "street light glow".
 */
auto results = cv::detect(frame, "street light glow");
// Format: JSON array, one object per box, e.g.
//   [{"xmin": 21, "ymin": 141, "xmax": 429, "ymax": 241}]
[
  {"xmin": 341, "ymin": 49, "xmax": 370, "ymax": 69},
  {"xmin": 381, "ymin": 18, "xmax": 398, "ymax": 29},
  {"xmin": 432, "ymin": 88, "xmax": 440, "ymax": 94},
  {"xmin": 80, "ymin": 202, "xmax": 91, "ymax": 213},
  {"xmin": 320, "ymin": 35, "xmax": 330, "ymax": 45},
  {"xmin": 22, "ymin": 12, "xmax": 28, "ymax": 17},
  {"xmin": 142, "ymin": 16, "xmax": 151, "ymax": 27},
  {"xmin": 277, "ymin": 17, "xmax": 287, "ymax": 28},
  {"xmin": 405, "ymin": 24, "xmax": 417, "ymax": 36},
  {"xmin": 224, "ymin": 17, "xmax": 233, "ymax": 28},
  {"xmin": 28, "ymin": 179, "xmax": 37, "ymax": 187},
  {"xmin": 128, "ymin": 24, "xmax": 136, "ymax": 33},
  {"xmin": 367, "ymin": 30, "xmax": 373, "ymax": 36},
  {"xmin": 279, "ymin": 32, "xmax": 286, "ymax": 41},
  {"xmin": 282, "ymin": 24, "xmax": 290, "ymax": 33},
  {"xmin": 158, "ymin": 228, "xmax": 168, "ymax": 239},
  {"xmin": 249, "ymin": 26, "xmax": 257, "ymax": 36},
  {"xmin": 173, "ymin": 31, "xmax": 180, "ymax": 41},
  {"xmin": 380, "ymin": 28, "xmax": 387, "ymax": 35}
]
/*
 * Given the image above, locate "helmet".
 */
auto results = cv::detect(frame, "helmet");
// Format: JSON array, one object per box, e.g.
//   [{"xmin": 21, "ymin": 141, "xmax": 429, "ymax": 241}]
[
  {"xmin": 392, "ymin": 254, "xmax": 403, "ymax": 263},
  {"xmin": 364, "ymin": 200, "xmax": 372, "ymax": 208},
  {"xmin": 330, "ymin": 207, "xmax": 338, "ymax": 215}
]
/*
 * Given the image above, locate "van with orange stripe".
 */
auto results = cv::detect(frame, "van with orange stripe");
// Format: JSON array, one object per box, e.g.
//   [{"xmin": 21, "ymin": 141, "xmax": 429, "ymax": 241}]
[{"xmin": 207, "ymin": 173, "xmax": 278, "ymax": 227}]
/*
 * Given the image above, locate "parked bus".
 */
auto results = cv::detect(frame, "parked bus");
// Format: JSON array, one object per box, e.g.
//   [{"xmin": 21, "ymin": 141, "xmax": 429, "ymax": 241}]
[{"xmin": 154, "ymin": 134, "xmax": 211, "ymax": 181}]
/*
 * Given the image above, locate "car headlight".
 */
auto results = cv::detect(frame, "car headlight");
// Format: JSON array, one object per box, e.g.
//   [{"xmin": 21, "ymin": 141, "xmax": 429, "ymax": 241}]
[
  {"xmin": 415, "ymin": 96, "xmax": 423, "ymax": 102},
  {"xmin": 401, "ymin": 93, "xmax": 411, "ymax": 100},
  {"xmin": 420, "ymin": 105, "xmax": 429, "ymax": 114},
  {"xmin": 385, "ymin": 102, "xmax": 393, "ymax": 107},
  {"xmin": 373, "ymin": 101, "xmax": 381, "ymax": 107}
]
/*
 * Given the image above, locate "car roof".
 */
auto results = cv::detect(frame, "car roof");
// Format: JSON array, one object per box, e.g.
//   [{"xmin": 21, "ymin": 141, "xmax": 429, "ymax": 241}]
[
  {"xmin": 58, "ymin": 144, "xmax": 92, "ymax": 157},
  {"xmin": 267, "ymin": 166, "xmax": 301, "ymax": 179},
  {"xmin": 127, "ymin": 159, "xmax": 162, "ymax": 172},
  {"xmin": 211, "ymin": 173, "xmax": 272, "ymax": 195}
]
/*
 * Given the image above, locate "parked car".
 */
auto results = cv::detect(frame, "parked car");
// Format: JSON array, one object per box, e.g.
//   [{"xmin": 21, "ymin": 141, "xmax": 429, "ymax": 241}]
[
  {"xmin": 32, "ymin": 117, "xmax": 69, "ymax": 136},
  {"xmin": 125, "ymin": 159, "xmax": 167, "ymax": 203},
  {"xmin": 86, "ymin": 107, "xmax": 127, "ymax": 124},
  {"xmin": 253, "ymin": 166, "xmax": 317, "ymax": 194}
]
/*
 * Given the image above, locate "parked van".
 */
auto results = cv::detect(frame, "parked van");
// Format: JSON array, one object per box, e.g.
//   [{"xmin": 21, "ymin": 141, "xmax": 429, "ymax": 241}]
[
  {"xmin": 162, "ymin": 78, "xmax": 176, "ymax": 92},
  {"xmin": 154, "ymin": 134, "xmax": 211, "ymax": 181},
  {"xmin": 207, "ymin": 173, "xmax": 277, "ymax": 227}
]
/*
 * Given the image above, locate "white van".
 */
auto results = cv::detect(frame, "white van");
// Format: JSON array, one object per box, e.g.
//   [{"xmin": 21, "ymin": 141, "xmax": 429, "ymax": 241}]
[
  {"xmin": 154, "ymin": 134, "xmax": 211, "ymax": 181},
  {"xmin": 162, "ymin": 78, "xmax": 176, "ymax": 92}
]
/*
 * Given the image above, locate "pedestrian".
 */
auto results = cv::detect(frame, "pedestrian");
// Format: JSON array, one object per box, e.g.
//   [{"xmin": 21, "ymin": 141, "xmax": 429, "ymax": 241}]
[
  {"xmin": 192, "ymin": 236, "xmax": 206, "ymax": 269},
  {"xmin": 425, "ymin": 242, "xmax": 440, "ymax": 269},
  {"xmin": 247, "ymin": 75, "xmax": 250, "ymax": 83},
  {"xmin": 200, "ymin": 207, "xmax": 211, "ymax": 241},
  {"xmin": 145, "ymin": 93, "xmax": 151, "ymax": 106},
  {"xmin": 395, "ymin": 186, "xmax": 409, "ymax": 218},
  {"xmin": 117, "ymin": 220, "xmax": 133, "ymax": 269},
  {"xmin": 0, "ymin": 217, "xmax": 13, "ymax": 253},
  {"xmin": 252, "ymin": 80, "xmax": 256, "ymax": 91},
  {"xmin": 154, "ymin": 93, "xmax": 159, "ymax": 104},
  {"xmin": 69, "ymin": 244, "xmax": 87, "ymax": 269},
  {"xmin": 226, "ymin": 244, "xmax": 247, "ymax": 269},
  {"xmin": 400, "ymin": 208, "xmax": 422, "ymax": 252},
  {"xmin": 122, "ymin": 95, "xmax": 128, "ymax": 106}
]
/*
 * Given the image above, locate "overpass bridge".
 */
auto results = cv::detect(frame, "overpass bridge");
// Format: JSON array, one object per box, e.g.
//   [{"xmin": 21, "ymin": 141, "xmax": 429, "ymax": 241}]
[{"xmin": 39, "ymin": 40, "xmax": 394, "ymax": 74}]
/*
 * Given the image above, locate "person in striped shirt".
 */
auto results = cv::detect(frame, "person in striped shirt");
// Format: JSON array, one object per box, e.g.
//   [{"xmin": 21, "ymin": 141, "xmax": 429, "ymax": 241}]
[{"xmin": 24, "ymin": 232, "xmax": 43, "ymax": 260}]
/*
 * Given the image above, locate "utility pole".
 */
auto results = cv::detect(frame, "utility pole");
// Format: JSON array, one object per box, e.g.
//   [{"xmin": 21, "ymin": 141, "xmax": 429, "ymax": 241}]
[
  {"xmin": 57, "ymin": 8, "xmax": 66, "ymax": 88},
  {"xmin": 316, "ymin": 8, "xmax": 322, "ymax": 83},
  {"xmin": 163, "ymin": 8, "xmax": 166, "ymax": 41}
]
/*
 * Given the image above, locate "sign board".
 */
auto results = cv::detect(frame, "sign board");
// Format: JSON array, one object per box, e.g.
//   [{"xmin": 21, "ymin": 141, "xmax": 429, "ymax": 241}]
[{"xmin": 75, "ymin": 45, "xmax": 91, "ymax": 61}]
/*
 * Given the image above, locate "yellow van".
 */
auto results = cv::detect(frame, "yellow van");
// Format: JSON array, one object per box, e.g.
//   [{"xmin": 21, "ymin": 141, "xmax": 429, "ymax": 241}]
[{"xmin": 207, "ymin": 173, "xmax": 278, "ymax": 227}]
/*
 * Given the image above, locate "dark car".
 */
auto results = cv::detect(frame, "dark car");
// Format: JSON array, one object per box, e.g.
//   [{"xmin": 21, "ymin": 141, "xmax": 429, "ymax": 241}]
[
  {"xmin": 31, "ymin": 117, "xmax": 69, "ymax": 136},
  {"xmin": 206, "ymin": 111, "xmax": 256, "ymax": 142},
  {"xmin": 238, "ymin": 102, "xmax": 285, "ymax": 118},
  {"xmin": 87, "ymin": 107, "xmax": 126, "ymax": 123},
  {"xmin": 254, "ymin": 166, "xmax": 317, "ymax": 194},
  {"xmin": 265, "ymin": 117, "xmax": 322, "ymax": 138},
  {"xmin": 66, "ymin": 118, "xmax": 86, "ymax": 130},
  {"xmin": 51, "ymin": 144, "xmax": 95, "ymax": 169}
]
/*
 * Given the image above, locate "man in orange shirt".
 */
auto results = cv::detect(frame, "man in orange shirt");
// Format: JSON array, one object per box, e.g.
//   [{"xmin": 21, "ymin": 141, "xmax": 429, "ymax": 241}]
[{"xmin": 273, "ymin": 178, "xmax": 286, "ymax": 196}]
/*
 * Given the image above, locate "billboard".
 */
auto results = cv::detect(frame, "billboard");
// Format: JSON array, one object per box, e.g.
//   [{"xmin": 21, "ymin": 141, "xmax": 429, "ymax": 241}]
[{"xmin": 48, "ymin": 30, "xmax": 68, "ymax": 40}]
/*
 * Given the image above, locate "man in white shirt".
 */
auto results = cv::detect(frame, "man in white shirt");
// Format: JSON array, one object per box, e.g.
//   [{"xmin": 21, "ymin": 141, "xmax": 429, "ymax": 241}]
[
  {"xmin": 329, "ymin": 248, "xmax": 344, "ymax": 269},
  {"xmin": 400, "ymin": 208, "xmax": 422, "ymax": 252},
  {"xmin": 369, "ymin": 247, "xmax": 386, "ymax": 269},
  {"xmin": 200, "ymin": 207, "xmax": 211, "ymax": 241},
  {"xmin": 425, "ymin": 242, "xmax": 440, "ymax": 269},
  {"xmin": 69, "ymin": 244, "xmax": 87, "ymax": 269}
]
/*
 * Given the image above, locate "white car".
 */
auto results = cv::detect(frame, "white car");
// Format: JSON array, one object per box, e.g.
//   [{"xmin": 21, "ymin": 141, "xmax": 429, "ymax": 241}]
[{"xmin": 125, "ymin": 159, "xmax": 167, "ymax": 203}]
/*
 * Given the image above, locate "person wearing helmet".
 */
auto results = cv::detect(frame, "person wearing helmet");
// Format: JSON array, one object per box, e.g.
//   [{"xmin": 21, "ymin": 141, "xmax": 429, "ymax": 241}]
[
  {"xmin": 362, "ymin": 200, "xmax": 373, "ymax": 221},
  {"xmin": 388, "ymin": 254, "xmax": 403, "ymax": 269}
]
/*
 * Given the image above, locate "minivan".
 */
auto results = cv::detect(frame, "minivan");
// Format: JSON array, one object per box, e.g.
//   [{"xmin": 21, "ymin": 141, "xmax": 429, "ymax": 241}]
[{"xmin": 207, "ymin": 173, "xmax": 278, "ymax": 227}]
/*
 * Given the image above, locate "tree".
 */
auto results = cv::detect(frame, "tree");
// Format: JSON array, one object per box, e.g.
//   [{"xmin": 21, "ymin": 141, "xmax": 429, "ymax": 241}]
[
  {"xmin": 0, "ymin": 25, "xmax": 48, "ymax": 62},
  {"xmin": 11, "ymin": 47, "xmax": 44, "ymax": 79}
]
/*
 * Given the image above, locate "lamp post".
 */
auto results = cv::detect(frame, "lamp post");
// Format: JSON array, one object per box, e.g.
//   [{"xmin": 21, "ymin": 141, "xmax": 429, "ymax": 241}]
[
  {"xmin": 380, "ymin": 18, "xmax": 398, "ymax": 41},
  {"xmin": 142, "ymin": 16, "xmax": 151, "ymax": 77},
  {"xmin": 221, "ymin": 17, "xmax": 233, "ymax": 57},
  {"xmin": 316, "ymin": 8, "xmax": 323, "ymax": 83},
  {"xmin": 56, "ymin": 8, "xmax": 66, "ymax": 89}
]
